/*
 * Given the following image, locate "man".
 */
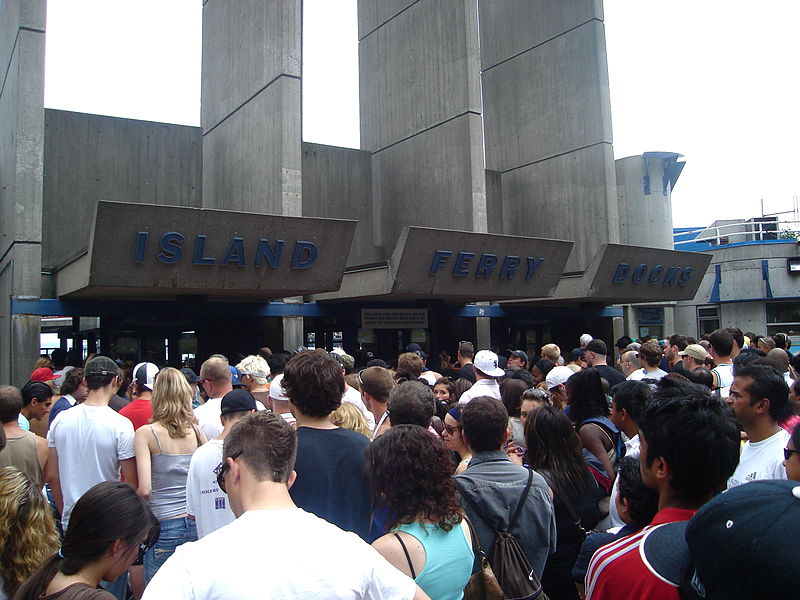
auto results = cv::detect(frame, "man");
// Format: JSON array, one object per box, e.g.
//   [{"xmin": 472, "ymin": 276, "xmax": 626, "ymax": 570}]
[
  {"xmin": 359, "ymin": 366, "xmax": 395, "ymax": 440},
  {"xmin": 334, "ymin": 353, "xmax": 376, "ymax": 430},
  {"xmin": 726, "ymin": 363, "xmax": 793, "ymax": 488},
  {"xmin": 506, "ymin": 349, "xmax": 528, "ymax": 371},
  {"xmin": 119, "ymin": 361, "xmax": 159, "ymax": 431},
  {"xmin": 584, "ymin": 339, "xmax": 625, "ymax": 387},
  {"xmin": 597, "ymin": 381, "xmax": 652, "ymax": 530},
  {"xmin": 406, "ymin": 343, "xmax": 442, "ymax": 385},
  {"xmin": 186, "ymin": 389, "xmax": 256, "ymax": 538},
  {"xmin": 448, "ymin": 341, "xmax": 476, "ymax": 383},
  {"xmin": 387, "ymin": 381, "xmax": 435, "ymax": 429},
  {"xmin": 708, "ymin": 328, "xmax": 735, "ymax": 396},
  {"xmin": 0, "ymin": 385, "xmax": 48, "ymax": 486},
  {"xmin": 545, "ymin": 366, "xmax": 573, "ymax": 408},
  {"xmin": 50, "ymin": 348, "xmax": 72, "ymax": 389},
  {"xmin": 626, "ymin": 341, "xmax": 668, "ymax": 381},
  {"xmin": 455, "ymin": 396, "xmax": 556, "ymax": 580},
  {"xmin": 726, "ymin": 326, "xmax": 745, "ymax": 360},
  {"xmin": 195, "ymin": 356, "xmax": 266, "ymax": 440},
  {"xmin": 585, "ymin": 378, "xmax": 740, "ymax": 599},
  {"xmin": 144, "ymin": 412, "xmax": 425, "ymax": 600},
  {"xmin": 540, "ymin": 343, "xmax": 561, "ymax": 364},
  {"xmin": 618, "ymin": 350, "xmax": 639, "ymax": 378},
  {"xmin": 765, "ymin": 347, "xmax": 793, "ymax": 386},
  {"xmin": 565, "ymin": 348, "xmax": 585, "ymax": 373},
  {"xmin": 46, "ymin": 356, "xmax": 138, "ymax": 531},
  {"xmin": 663, "ymin": 334, "xmax": 688, "ymax": 374},
  {"xmin": 18, "ymin": 381, "xmax": 54, "ymax": 432},
  {"xmin": 282, "ymin": 350, "xmax": 372, "ymax": 540},
  {"xmin": 457, "ymin": 350, "xmax": 504, "ymax": 404},
  {"xmin": 48, "ymin": 368, "xmax": 88, "ymax": 426},
  {"xmin": 677, "ymin": 343, "xmax": 707, "ymax": 372},
  {"xmin": 29, "ymin": 366, "xmax": 58, "ymax": 392}
]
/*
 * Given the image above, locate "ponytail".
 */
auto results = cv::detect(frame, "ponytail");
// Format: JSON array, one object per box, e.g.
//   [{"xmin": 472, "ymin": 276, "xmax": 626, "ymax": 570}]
[{"xmin": 13, "ymin": 555, "xmax": 61, "ymax": 600}]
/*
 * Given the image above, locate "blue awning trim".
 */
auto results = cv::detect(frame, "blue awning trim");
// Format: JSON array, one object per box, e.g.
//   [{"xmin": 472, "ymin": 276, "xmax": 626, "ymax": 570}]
[
  {"xmin": 710, "ymin": 264, "xmax": 721, "ymax": 303},
  {"xmin": 762, "ymin": 260, "xmax": 774, "ymax": 299}
]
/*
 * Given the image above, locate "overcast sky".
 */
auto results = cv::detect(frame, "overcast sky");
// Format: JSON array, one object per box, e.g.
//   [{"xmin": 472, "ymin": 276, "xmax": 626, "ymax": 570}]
[{"xmin": 43, "ymin": 0, "xmax": 800, "ymax": 229}]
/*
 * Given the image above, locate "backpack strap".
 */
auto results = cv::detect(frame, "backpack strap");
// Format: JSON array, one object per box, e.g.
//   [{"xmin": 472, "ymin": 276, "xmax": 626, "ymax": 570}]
[
  {"xmin": 508, "ymin": 468, "xmax": 534, "ymax": 531},
  {"xmin": 393, "ymin": 532, "xmax": 416, "ymax": 579}
]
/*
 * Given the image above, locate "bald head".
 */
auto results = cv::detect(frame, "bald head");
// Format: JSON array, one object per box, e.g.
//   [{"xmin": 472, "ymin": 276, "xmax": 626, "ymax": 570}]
[
  {"xmin": 766, "ymin": 348, "xmax": 790, "ymax": 373},
  {"xmin": 620, "ymin": 350, "xmax": 639, "ymax": 377},
  {"xmin": 200, "ymin": 356, "xmax": 233, "ymax": 398}
]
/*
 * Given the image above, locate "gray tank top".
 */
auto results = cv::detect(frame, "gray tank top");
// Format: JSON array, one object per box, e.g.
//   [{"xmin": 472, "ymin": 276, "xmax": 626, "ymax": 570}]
[
  {"xmin": 148, "ymin": 426, "xmax": 198, "ymax": 520},
  {"xmin": 0, "ymin": 432, "xmax": 41, "ymax": 485}
]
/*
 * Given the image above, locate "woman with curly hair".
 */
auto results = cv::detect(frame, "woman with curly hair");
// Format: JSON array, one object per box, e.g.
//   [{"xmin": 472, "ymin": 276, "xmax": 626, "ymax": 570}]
[
  {"xmin": 0, "ymin": 467, "xmax": 58, "ymax": 599},
  {"xmin": 566, "ymin": 368, "xmax": 619, "ymax": 483},
  {"xmin": 367, "ymin": 425, "xmax": 473, "ymax": 600},
  {"xmin": 15, "ymin": 481, "xmax": 158, "ymax": 600},
  {"xmin": 134, "ymin": 367, "xmax": 206, "ymax": 585},
  {"xmin": 524, "ymin": 406, "xmax": 604, "ymax": 600}
]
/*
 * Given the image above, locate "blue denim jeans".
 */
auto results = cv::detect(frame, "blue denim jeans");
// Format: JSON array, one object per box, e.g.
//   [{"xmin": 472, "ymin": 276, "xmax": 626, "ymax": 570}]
[
  {"xmin": 144, "ymin": 516, "xmax": 197, "ymax": 585},
  {"xmin": 100, "ymin": 571, "xmax": 128, "ymax": 600}
]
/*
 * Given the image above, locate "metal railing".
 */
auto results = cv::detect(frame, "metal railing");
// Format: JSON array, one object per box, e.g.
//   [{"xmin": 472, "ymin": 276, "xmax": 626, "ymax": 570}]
[{"xmin": 674, "ymin": 219, "xmax": 800, "ymax": 247}]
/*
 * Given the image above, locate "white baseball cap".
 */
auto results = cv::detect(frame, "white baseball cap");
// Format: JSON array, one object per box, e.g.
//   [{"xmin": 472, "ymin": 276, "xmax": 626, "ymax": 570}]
[
  {"xmin": 268, "ymin": 373, "xmax": 289, "ymax": 402},
  {"xmin": 473, "ymin": 350, "xmax": 505, "ymax": 378},
  {"xmin": 133, "ymin": 362, "xmax": 159, "ymax": 391},
  {"xmin": 545, "ymin": 366, "xmax": 574, "ymax": 390}
]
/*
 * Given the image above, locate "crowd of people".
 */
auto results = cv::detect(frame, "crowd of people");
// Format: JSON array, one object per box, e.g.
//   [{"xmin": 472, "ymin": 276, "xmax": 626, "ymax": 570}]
[{"xmin": 0, "ymin": 327, "xmax": 798, "ymax": 599}]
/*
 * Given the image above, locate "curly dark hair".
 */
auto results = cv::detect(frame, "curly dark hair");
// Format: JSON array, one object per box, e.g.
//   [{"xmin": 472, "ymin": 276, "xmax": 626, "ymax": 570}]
[
  {"xmin": 366, "ymin": 425, "xmax": 463, "ymax": 531},
  {"xmin": 281, "ymin": 350, "xmax": 343, "ymax": 418},
  {"xmin": 567, "ymin": 367, "xmax": 609, "ymax": 425}
]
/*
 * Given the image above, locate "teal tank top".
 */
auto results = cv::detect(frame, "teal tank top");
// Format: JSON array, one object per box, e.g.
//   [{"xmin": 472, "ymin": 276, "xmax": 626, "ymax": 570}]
[{"xmin": 395, "ymin": 521, "xmax": 474, "ymax": 600}]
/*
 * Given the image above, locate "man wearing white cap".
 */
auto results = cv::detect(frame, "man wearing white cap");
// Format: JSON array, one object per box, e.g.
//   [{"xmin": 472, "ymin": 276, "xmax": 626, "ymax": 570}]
[
  {"xmin": 545, "ymin": 366, "xmax": 574, "ymax": 409},
  {"xmin": 458, "ymin": 350, "xmax": 505, "ymax": 404},
  {"xmin": 679, "ymin": 344, "xmax": 708, "ymax": 371}
]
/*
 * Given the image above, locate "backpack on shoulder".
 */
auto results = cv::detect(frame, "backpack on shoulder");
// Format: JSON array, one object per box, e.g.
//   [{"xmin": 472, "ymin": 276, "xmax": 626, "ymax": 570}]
[{"xmin": 456, "ymin": 469, "xmax": 549, "ymax": 600}]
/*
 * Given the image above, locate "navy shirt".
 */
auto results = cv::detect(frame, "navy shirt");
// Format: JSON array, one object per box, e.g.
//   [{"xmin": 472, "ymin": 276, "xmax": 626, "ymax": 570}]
[{"xmin": 290, "ymin": 427, "xmax": 372, "ymax": 541}]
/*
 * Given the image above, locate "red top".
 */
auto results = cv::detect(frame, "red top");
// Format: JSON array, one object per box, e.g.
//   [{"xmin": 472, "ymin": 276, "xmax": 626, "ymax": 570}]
[
  {"xmin": 119, "ymin": 398, "xmax": 152, "ymax": 431},
  {"xmin": 585, "ymin": 507, "xmax": 697, "ymax": 600}
]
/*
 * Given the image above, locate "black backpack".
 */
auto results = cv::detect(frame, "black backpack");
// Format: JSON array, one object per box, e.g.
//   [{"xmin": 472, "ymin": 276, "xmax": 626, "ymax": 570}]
[{"xmin": 456, "ymin": 468, "xmax": 549, "ymax": 600}]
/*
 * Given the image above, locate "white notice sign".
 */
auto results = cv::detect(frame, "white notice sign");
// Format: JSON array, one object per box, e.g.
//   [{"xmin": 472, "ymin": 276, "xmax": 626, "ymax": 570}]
[{"xmin": 361, "ymin": 309, "xmax": 428, "ymax": 329}]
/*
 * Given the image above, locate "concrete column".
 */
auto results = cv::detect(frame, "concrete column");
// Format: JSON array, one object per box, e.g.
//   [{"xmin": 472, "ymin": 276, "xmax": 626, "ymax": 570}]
[
  {"xmin": 663, "ymin": 305, "xmax": 676, "ymax": 337},
  {"xmin": 0, "ymin": 0, "xmax": 46, "ymax": 385},
  {"xmin": 358, "ymin": 0, "xmax": 487, "ymax": 256},
  {"xmin": 201, "ymin": 0, "xmax": 301, "ymax": 216},
  {"xmin": 623, "ymin": 305, "xmax": 638, "ymax": 339},
  {"xmin": 281, "ymin": 296, "xmax": 304, "ymax": 351},
  {"xmin": 476, "ymin": 317, "xmax": 491, "ymax": 352},
  {"xmin": 478, "ymin": 1, "xmax": 618, "ymax": 272}
]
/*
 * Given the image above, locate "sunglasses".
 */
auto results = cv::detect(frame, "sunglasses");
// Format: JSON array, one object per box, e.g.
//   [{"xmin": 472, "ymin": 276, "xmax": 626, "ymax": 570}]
[
  {"xmin": 443, "ymin": 424, "xmax": 462, "ymax": 435},
  {"xmin": 214, "ymin": 450, "xmax": 243, "ymax": 494},
  {"xmin": 784, "ymin": 448, "xmax": 800, "ymax": 460}
]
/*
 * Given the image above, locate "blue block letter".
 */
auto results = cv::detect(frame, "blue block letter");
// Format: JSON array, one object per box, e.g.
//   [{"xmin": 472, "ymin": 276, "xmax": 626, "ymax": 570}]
[
  {"xmin": 157, "ymin": 232, "xmax": 184, "ymax": 264},
  {"xmin": 429, "ymin": 251, "xmax": 453, "ymax": 276},
  {"xmin": 291, "ymin": 241, "xmax": 318, "ymax": 269}
]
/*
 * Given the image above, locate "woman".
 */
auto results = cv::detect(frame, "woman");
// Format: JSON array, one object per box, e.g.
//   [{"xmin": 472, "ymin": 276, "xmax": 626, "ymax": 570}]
[
  {"xmin": 566, "ymin": 368, "xmax": 618, "ymax": 483},
  {"xmin": 441, "ymin": 406, "xmax": 472, "ymax": 474},
  {"xmin": 501, "ymin": 378, "xmax": 529, "ymax": 447},
  {"xmin": 531, "ymin": 358, "xmax": 555, "ymax": 387},
  {"xmin": 235, "ymin": 355, "xmax": 271, "ymax": 409},
  {"xmin": 330, "ymin": 401, "xmax": 371, "ymax": 438},
  {"xmin": 784, "ymin": 423, "xmax": 800, "ymax": 481},
  {"xmin": 524, "ymin": 406, "xmax": 604, "ymax": 600},
  {"xmin": 0, "ymin": 468, "xmax": 58, "ymax": 599},
  {"xmin": 15, "ymin": 481, "xmax": 158, "ymax": 600},
  {"xmin": 367, "ymin": 426, "xmax": 473, "ymax": 600},
  {"xmin": 433, "ymin": 377, "xmax": 456, "ymax": 406},
  {"xmin": 134, "ymin": 367, "xmax": 206, "ymax": 585}
]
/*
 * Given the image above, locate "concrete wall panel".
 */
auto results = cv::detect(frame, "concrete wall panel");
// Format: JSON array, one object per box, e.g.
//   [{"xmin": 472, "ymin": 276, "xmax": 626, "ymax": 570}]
[
  {"xmin": 359, "ymin": 0, "xmax": 481, "ymax": 151},
  {"xmin": 301, "ymin": 143, "xmax": 378, "ymax": 266},
  {"xmin": 202, "ymin": 77, "xmax": 301, "ymax": 216},
  {"xmin": 201, "ymin": 0, "xmax": 300, "ymax": 130},
  {"xmin": 357, "ymin": 0, "xmax": 417, "ymax": 39},
  {"xmin": 478, "ymin": 0, "xmax": 601, "ymax": 69},
  {"xmin": 43, "ymin": 110, "xmax": 203, "ymax": 271},
  {"xmin": 481, "ymin": 20, "xmax": 613, "ymax": 172},
  {"xmin": 370, "ymin": 114, "xmax": 485, "ymax": 256},
  {"xmin": 501, "ymin": 143, "xmax": 618, "ymax": 272},
  {"xmin": 616, "ymin": 156, "xmax": 674, "ymax": 249}
]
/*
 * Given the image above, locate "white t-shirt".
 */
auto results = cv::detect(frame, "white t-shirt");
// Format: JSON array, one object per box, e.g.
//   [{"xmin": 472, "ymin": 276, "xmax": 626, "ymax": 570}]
[
  {"xmin": 194, "ymin": 397, "xmax": 267, "ymax": 440},
  {"xmin": 47, "ymin": 403, "xmax": 135, "ymax": 529},
  {"xmin": 598, "ymin": 434, "xmax": 640, "ymax": 531},
  {"xmin": 186, "ymin": 439, "xmax": 235, "ymax": 538},
  {"xmin": 626, "ymin": 368, "xmax": 667, "ymax": 381},
  {"xmin": 342, "ymin": 386, "xmax": 376, "ymax": 430},
  {"xmin": 142, "ymin": 508, "xmax": 417, "ymax": 600},
  {"xmin": 727, "ymin": 428, "xmax": 790, "ymax": 488},
  {"xmin": 712, "ymin": 362, "xmax": 734, "ymax": 398},
  {"xmin": 458, "ymin": 378, "xmax": 501, "ymax": 404}
]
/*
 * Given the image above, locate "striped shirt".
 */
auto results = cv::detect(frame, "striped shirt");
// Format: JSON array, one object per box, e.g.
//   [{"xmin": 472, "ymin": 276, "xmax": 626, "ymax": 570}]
[{"xmin": 585, "ymin": 507, "xmax": 696, "ymax": 600}]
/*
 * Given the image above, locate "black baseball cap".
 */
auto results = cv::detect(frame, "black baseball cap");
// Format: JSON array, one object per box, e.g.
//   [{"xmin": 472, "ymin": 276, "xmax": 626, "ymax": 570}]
[
  {"xmin": 181, "ymin": 367, "xmax": 200, "ymax": 384},
  {"xmin": 220, "ymin": 389, "xmax": 257, "ymax": 416}
]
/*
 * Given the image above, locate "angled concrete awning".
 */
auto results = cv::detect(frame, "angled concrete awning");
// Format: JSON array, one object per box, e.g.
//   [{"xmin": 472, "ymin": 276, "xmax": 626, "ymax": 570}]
[
  {"xmin": 537, "ymin": 243, "xmax": 712, "ymax": 303},
  {"xmin": 55, "ymin": 201, "xmax": 357, "ymax": 300},
  {"xmin": 313, "ymin": 226, "xmax": 574, "ymax": 302}
]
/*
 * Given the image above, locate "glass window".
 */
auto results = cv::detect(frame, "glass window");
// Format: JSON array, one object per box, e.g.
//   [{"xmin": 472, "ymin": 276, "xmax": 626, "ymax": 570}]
[
  {"xmin": 766, "ymin": 302, "xmax": 800, "ymax": 339},
  {"xmin": 697, "ymin": 305, "xmax": 720, "ymax": 336}
]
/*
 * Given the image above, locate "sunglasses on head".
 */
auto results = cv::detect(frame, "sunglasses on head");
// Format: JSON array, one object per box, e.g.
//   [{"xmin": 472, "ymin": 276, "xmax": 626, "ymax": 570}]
[{"xmin": 213, "ymin": 450, "xmax": 243, "ymax": 494}]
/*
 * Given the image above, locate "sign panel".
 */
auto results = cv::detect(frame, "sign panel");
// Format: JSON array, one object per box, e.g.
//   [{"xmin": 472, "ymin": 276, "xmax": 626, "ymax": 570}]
[
  {"xmin": 389, "ymin": 227, "xmax": 573, "ymax": 301},
  {"xmin": 77, "ymin": 201, "xmax": 356, "ymax": 298},
  {"xmin": 361, "ymin": 308, "xmax": 428, "ymax": 329}
]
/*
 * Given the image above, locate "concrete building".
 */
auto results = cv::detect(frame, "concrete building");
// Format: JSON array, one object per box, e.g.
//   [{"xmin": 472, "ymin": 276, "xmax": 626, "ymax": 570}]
[{"xmin": 1, "ymin": 0, "xmax": 706, "ymax": 384}]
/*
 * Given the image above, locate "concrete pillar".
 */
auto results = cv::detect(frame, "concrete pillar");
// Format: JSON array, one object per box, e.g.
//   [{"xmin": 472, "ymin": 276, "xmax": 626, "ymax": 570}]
[
  {"xmin": 281, "ymin": 296, "xmax": 304, "ymax": 351},
  {"xmin": 478, "ymin": 1, "xmax": 618, "ymax": 272},
  {"xmin": 623, "ymin": 305, "xmax": 638, "ymax": 339},
  {"xmin": 201, "ymin": 0, "xmax": 301, "ymax": 216},
  {"xmin": 663, "ymin": 305, "xmax": 676, "ymax": 337},
  {"xmin": 0, "ymin": 0, "xmax": 46, "ymax": 385},
  {"xmin": 476, "ymin": 317, "xmax": 491, "ymax": 352},
  {"xmin": 358, "ymin": 0, "xmax": 487, "ymax": 256}
]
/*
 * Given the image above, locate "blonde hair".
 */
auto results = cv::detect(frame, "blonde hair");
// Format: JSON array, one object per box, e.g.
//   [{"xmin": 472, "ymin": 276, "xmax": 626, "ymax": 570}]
[
  {"xmin": 541, "ymin": 343, "xmax": 561, "ymax": 363},
  {"xmin": 151, "ymin": 367, "xmax": 195, "ymax": 438},
  {"xmin": 236, "ymin": 355, "xmax": 270, "ymax": 386},
  {"xmin": 34, "ymin": 357, "xmax": 53, "ymax": 370},
  {"xmin": 330, "ymin": 402, "xmax": 371, "ymax": 438},
  {"xmin": 0, "ymin": 467, "xmax": 59, "ymax": 597}
]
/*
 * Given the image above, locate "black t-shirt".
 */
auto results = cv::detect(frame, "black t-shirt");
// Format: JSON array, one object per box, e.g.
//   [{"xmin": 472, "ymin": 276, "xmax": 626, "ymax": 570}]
[
  {"xmin": 290, "ymin": 426, "xmax": 372, "ymax": 541},
  {"xmin": 593, "ymin": 365, "xmax": 625, "ymax": 388},
  {"xmin": 449, "ymin": 363, "xmax": 476, "ymax": 383}
]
